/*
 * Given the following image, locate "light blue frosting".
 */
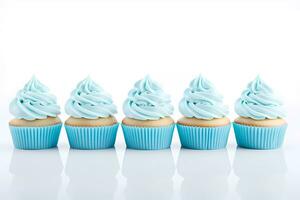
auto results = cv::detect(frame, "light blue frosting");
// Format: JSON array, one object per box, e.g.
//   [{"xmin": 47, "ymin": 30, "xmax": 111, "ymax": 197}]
[
  {"xmin": 123, "ymin": 76, "xmax": 174, "ymax": 120},
  {"xmin": 9, "ymin": 76, "xmax": 61, "ymax": 120},
  {"xmin": 65, "ymin": 77, "xmax": 117, "ymax": 119},
  {"xmin": 235, "ymin": 76, "xmax": 285, "ymax": 120},
  {"xmin": 179, "ymin": 75, "xmax": 229, "ymax": 120}
]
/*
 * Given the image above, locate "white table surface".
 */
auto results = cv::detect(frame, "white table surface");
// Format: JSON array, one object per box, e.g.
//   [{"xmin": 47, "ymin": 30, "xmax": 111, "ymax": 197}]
[{"xmin": 0, "ymin": 140, "xmax": 299, "ymax": 200}]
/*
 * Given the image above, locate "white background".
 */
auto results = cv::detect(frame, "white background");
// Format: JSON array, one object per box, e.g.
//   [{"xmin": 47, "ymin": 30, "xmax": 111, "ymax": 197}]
[{"xmin": 1, "ymin": 0, "xmax": 300, "ymax": 200}]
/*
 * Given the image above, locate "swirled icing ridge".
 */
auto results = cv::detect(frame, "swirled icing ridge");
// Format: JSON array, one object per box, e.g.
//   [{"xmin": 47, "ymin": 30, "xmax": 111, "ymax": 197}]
[
  {"xmin": 235, "ymin": 76, "xmax": 285, "ymax": 120},
  {"xmin": 179, "ymin": 75, "xmax": 228, "ymax": 120},
  {"xmin": 65, "ymin": 77, "xmax": 117, "ymax": 119},
  {"xmin": 9, "ymin": 76, "xmax": 60, "ymax": 120},
  {"xmin": 123, "ymin": 76, "xmax": 174, "ymax": 120}
]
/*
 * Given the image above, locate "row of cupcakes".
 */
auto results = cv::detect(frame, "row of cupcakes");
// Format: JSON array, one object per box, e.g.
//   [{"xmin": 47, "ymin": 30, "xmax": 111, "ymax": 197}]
[{"xmin": 9, "ymin": 75, "xmax": 287, "ymax": 150}]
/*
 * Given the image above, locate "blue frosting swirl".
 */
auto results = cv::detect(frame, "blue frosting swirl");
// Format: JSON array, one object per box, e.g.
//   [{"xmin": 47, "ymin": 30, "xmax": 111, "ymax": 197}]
[
  {"xmin": 9, "ymin": 76, "xmax": 61, "ymax": 120},
  {"xmin": 235, "ymin": 76, "xmax": 285, "ymax": 120},
  {"xmin": 123, "ymin": 76, "xmax": 174, "ymax": 120},
  {"xmin": 65, "ymin": 77, "xmax": 117, "ymax": 119},
  {"xmin": 179, "ymin": 75, "xmax": 229, "ymax": 120}
]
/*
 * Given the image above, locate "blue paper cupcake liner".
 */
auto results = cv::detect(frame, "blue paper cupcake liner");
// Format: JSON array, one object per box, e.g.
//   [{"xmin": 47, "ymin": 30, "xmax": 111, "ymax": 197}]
[
  {"xmin": 9, "ymin": 124, "xmax": 62, "ymax": 150},
  {"xmin": 233, "ymin": 123, "xmax": 287, "ymax": 149},
  {"xmin": 65, "ymin": 123, "xmax": 119, "ymax": 150},
  {"xmin": 121, "ymin": 124, "xmax": 175, "ymax": 150},
  {"xmin": 177, "ymin": 124, "xmax": 231, "ymax": 150}
]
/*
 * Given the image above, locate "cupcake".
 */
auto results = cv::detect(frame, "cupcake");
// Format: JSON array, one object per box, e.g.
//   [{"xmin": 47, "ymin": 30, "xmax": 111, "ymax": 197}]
[
  {"xmin": 9, "ymin": 76, "xmax": 62, "ymax": 150},
  {"xmin": 233, "ymin": 76, "xmax": 287, "ymax": 149},
  {"xmin": 64, "ymin": 77, "xmax": 119, "ymax": 150},
  {"xmin": 177, "ymin": 75, "xmax": 231, "ymax": 150},
  {"xmin": 121, "ymin": 75, "xmax": 175, "ymax": 150}
]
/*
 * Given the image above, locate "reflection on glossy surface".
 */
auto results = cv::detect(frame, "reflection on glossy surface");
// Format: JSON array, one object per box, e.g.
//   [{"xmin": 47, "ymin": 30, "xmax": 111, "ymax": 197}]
[
  {"xmin": 1, "ymin": 144, "xmax": 299, "ymax": 200},
  {"xmin": 122, "ymin": 149, "xmax": 175, "ymax": 200},
  {"xmin": 177, "ymin": 149, "xmax": 231, "ymax": 200},
  {"xmin": 65, "ymin": 149, "xmax": 119, "ymax": 200},
  {"xmin": 9, "ymin": 149, "xmax": 63, "ymax": 200},
  {"xmin": 233, "ymin": 148, "xmax": 287, "ymax": 200}
]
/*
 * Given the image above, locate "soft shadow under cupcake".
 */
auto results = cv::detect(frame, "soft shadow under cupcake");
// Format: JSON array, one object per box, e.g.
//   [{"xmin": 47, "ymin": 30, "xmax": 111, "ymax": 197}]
[
  {"xmin": 9, "ymin": 148, "xmax": 63, "ymax": 200},
  {"xmin": 233, "ymin": 148, "xmax": 287, "ymax": 200},
  {"xmin": 122, "ymin": 149, "xmax": 175, "ymax": 200},
  {"xmin": 177, "ymin": 148, "xmax": 231, "ymax": 200},
  {"xmin": 65, "ymin": 149, "xmax": 119, "ymax": 200}
]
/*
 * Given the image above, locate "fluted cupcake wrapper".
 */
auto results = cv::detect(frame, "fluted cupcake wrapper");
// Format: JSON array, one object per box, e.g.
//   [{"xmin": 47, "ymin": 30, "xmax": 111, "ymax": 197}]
[
  {"xmin": 9, "ymin": 124, "xmax": 62, "ymax": 150},
  {"xmin": 65, "ymin": 123, "xmax": 119, "ymax": 150},
  {"xmin": 177, "ymin": 124, "xmax": 231, "ymax": 150},
  {"xmin": 121, "ymin": 124, "xmax": 175, "ymax": 150},
  {"xmin": 233, "ymin": 123, "xmax": 287, "ymax": 150}
]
